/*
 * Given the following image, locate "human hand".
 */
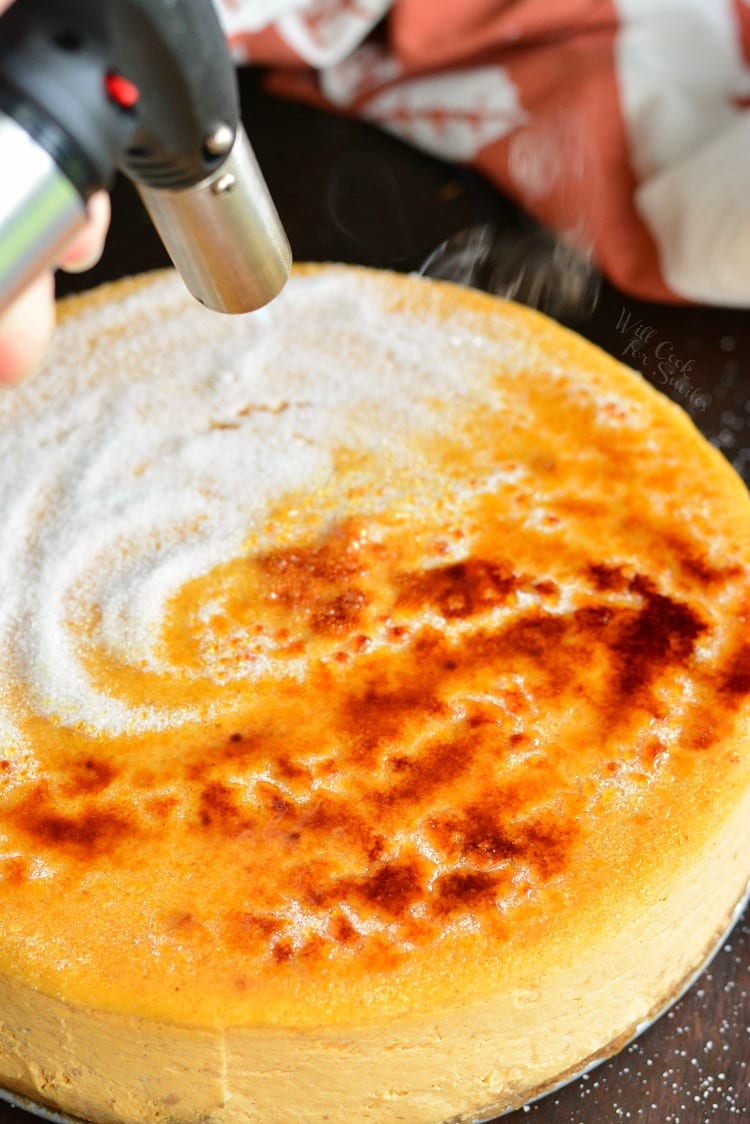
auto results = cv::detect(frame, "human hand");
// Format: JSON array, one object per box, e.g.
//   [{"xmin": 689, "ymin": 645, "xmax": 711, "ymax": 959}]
[{"xmin": 0, "ymin": 0, "xmax": 111, "ymax": 384}]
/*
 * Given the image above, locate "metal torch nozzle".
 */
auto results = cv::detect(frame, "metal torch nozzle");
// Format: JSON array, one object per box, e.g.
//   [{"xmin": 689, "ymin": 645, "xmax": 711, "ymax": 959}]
[{"xmin": 137, "ymin": 125, "xmax": 291, "ymax": 314}]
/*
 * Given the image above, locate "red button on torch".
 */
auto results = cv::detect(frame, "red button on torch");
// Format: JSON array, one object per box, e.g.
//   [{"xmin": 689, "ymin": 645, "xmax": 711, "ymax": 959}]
[{"xmin": 104, "ymin": 72, "xmax": 140, "ymax": 109}]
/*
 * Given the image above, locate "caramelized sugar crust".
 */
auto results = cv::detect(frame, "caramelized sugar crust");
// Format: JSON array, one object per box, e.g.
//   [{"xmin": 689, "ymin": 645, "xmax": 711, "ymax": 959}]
[{"xmin": 1, "ymin": 267, "xmax": 749, "ymax": 1029}]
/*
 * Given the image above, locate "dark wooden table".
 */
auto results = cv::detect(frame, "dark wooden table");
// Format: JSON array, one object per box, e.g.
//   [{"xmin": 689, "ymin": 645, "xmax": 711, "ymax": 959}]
[{"xmin": 5, "ymin": 68, "xmax": 748, "ymax": 1124}]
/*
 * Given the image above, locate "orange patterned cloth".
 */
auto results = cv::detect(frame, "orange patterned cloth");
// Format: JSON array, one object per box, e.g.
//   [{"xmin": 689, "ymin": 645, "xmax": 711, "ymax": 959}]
[{"xmin": 215, "ymin": 0, "xmax": 750, "ymax": 307}]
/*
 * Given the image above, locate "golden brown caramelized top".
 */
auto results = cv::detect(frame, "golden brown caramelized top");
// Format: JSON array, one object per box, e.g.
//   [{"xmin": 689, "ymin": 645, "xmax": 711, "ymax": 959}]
[{"xmin": 0, "ymin": 266, "xmax": 749, "ymax": 1027}]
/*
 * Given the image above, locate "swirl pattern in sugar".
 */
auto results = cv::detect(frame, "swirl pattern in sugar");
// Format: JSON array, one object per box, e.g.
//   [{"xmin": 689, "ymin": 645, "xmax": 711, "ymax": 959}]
[{"xmin": 0, "ymin": 268, "xmax": 518, "ymax": 740}]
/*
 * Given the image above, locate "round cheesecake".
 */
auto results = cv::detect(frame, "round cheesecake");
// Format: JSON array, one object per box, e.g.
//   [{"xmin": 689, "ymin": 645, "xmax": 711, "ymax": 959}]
[{"xmin": 0, "ymin": 265, "xmax": 749, "ymax": 1123}]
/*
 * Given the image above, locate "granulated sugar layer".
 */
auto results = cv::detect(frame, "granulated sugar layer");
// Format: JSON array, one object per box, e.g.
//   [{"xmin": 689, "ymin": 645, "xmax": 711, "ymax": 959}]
[{"xmin": 0, "ymin": 267, "xmax": 525, "ymax": 738}]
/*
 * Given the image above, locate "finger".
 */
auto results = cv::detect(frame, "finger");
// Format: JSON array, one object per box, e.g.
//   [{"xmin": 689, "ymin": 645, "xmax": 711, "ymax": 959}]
[
  {"xmin": 59, "ymin": 192, "xmax": 111, "ymax": 274},
  {"xmin": 0, "ymin": 273, "xmax": 55, "ymax": 385}
]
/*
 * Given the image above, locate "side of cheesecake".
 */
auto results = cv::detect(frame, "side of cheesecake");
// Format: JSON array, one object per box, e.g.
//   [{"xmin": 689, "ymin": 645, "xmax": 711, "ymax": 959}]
[{"xmin": 0, "ymin": 266, "xmax": 747, "ymax": 1122}]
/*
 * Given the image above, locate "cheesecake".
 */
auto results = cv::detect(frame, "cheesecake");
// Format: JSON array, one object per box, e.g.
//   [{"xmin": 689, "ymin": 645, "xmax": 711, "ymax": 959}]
[{"xmin": 0, "ymin": 265, "xmax": 748, "ymax": 1123}]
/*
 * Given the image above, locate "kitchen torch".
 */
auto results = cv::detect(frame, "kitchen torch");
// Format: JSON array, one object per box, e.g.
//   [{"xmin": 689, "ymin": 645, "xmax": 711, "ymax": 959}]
[{"xmin": 0, "ymin": 0, "xmax": 291, "ymax": 316}]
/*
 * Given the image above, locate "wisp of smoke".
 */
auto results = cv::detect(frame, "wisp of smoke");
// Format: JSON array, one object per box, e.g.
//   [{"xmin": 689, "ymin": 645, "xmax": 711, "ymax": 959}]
[{"xmin": 420, "ymin": 224, "xmax": 601, "ymax": 322}]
